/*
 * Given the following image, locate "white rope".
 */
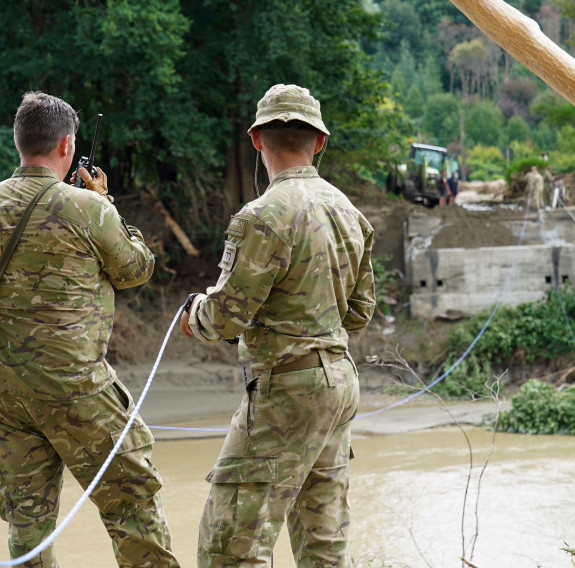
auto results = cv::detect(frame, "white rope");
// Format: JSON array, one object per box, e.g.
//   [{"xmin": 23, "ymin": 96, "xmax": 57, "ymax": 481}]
[
  {"xmin": 0, "ymin": 306, "xmax": 184, "ymax": 567},
  {"xmin": 357, "ymin": 186, "xmax": 536, "ymax": 419}
]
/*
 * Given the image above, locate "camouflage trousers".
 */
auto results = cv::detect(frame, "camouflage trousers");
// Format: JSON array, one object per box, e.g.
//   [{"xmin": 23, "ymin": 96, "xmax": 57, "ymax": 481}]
[
  {"xmin": 0, "ymin": 381, "xmax": 180, "ymax": 568},
  {"xmin": 198, "ymin": 352, "xmax": 360, "ymax": 568}
]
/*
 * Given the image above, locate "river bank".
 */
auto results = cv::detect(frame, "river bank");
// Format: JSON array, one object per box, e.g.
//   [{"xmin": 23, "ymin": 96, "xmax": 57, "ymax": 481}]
[{"xmin": 115, "ymin": 360, "xmax": 507, "ymax": 440}]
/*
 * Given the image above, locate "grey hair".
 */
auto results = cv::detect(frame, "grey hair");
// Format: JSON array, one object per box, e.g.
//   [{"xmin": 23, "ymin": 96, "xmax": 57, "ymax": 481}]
[{"xmin": 14, "ymin": 91, "xmax": 79, "ymax": 157}]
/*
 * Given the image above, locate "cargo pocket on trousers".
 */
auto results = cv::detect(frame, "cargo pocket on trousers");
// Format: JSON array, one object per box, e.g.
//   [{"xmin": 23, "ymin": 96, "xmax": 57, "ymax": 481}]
[
  {"xmin": 202, "ymin": 456, "xmax": 278, "ymax": 558},
  {"xmin": 97, "ymin": 423, "xmax": 162, "ymax": 512},
  {"xmin": 110, "ymin": 423, "xmax": 155, "ymax": 455}
]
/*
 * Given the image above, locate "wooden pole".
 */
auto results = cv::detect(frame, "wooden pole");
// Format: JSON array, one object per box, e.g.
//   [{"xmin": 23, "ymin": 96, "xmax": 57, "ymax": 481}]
[{"xmin": 449, "ymin": 0, "xmax": 575, "ymax": 105}]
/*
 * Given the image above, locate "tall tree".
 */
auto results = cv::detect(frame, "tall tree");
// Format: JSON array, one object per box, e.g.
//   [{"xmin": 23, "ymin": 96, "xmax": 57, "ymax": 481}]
[
  {"xmin": 448, "ymin": 39, "xmax": 488, "ymax": 99},
  {"xmin": 377, "ymin": 0, "xmax": 423, "ymax": 63},
  {"xmin": 181, "ymin": 0, "xmax": 406, "ymax": 217},
  {"xmin": 423, "ymin": 93, "xmax": 460, "ymax": 144},
  {"xmin": 0, "ymin": 0, "xmax": 192, "ymax": 191},
  {"xmin": 409, "ymin": 0, "xmax": 464, "ymax": 25},
  {"xmin": 465, "ymin": 100, "xmax": 505, "ymax": 147}
]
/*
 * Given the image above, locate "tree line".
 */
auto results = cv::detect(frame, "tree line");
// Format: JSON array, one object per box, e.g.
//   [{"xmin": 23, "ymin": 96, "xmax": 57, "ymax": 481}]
[
  {"xmin": 0, "ymin": 0, "xmax": 409, "ymax": 258},
  {"xmin": 376, "ymin": 0, "xmax": 575, "ymax": 181},
  {"xmin": 3, "ymin": 1, "xmax": 575, "ymax": 259}
]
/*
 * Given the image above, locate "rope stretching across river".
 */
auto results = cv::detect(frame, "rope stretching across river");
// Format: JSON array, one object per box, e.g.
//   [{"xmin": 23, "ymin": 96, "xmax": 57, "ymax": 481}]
[{"xmin": 4, "ymin": 182, "xmax": 566, "ymax": 567}]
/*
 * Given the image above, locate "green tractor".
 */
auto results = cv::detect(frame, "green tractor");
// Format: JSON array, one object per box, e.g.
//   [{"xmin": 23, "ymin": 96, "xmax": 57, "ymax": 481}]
[{"xmin": 387, "ymin": 143, "xmax": 460, "ymax": 207}]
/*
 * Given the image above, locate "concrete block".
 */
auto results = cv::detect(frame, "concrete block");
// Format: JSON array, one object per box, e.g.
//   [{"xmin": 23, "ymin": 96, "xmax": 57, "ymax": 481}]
[{"xmin": 409, "ymin": 244, "xmax": 575, "ymax": 318}]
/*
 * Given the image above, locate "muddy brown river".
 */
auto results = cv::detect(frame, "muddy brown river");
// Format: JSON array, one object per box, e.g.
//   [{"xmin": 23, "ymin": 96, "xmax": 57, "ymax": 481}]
[{"xmin": 1, "ymin": 426, "xmax": 574, "ymax": 568}]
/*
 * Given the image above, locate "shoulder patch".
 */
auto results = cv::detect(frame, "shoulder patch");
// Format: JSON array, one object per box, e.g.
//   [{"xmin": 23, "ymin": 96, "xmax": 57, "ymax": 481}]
[
  {"xmin": 226, "ymin": 216, "xmax": 248, "ymax": 238},
  {"xmin": 218, "ymin": 241, "xmax": 237, "ymax": 272}
]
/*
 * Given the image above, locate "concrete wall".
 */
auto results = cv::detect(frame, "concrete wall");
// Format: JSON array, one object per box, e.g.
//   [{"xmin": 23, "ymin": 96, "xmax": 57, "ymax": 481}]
[
  {"xmin": 406, "ymin": 209, "xmax": 575, "ymax": 319},
  {"xmin": 501, "ymin": 209, "xmax": 575, "ymax": 245}
]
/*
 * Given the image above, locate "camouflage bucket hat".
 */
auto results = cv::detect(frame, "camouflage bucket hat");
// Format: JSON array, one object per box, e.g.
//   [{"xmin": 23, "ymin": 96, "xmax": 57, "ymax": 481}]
[{"xmin": 247, "ymin": 84, "xmax": 330, "ymax": 136}]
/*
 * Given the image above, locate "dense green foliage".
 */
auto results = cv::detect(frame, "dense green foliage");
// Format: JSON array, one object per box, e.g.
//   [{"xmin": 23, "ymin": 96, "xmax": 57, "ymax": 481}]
[
  {"xmin": 3, "ymin": 1, "xmax": 575, "ymax": 260},
  {"xmin": 504, "ymin": 156, "xmax": 550, "ymax": 184},
  {"xmin": 498, "ymin": 379, "xmax": 575, "ymax": 434},
  {"xmin": 467, "ymin": 145, "xmax": 507, "ymax": 181},
  {"xmin": 377, "ymin": 0, "xmax": 575, "ymax": 181},
  {"xmin": 433, "ymin": 353, "xmax": 493, "ymax": 400},
  {"xmin": 432, "ymin": 287, "xmax": 575, "ymax": 399},
  {"xmin": 0, "ymin": 0, "xmax": 410, "ymax": 251}
]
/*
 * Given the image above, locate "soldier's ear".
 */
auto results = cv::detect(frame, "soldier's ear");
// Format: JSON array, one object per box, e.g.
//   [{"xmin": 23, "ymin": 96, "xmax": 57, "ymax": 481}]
[
  {"xmin": 250, "ymin": 130, "xmax": 263, "ymax": 151},
  {"xmin": 313, "ymin": 133, "xmax": 326, "ymax": 154},
  {"xmin": 59, "ymin": 135, "xmax": 71, "ymax": 157}
]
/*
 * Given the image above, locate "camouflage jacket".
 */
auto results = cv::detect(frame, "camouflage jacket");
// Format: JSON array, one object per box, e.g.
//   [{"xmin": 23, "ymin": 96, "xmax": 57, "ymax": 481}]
[
  {"xmin": 0, "ymin": 167, "xmax": 154, "ymax": 399},
  {"xmin": 189, "ymin": 165, "xmax": 375, "ymax": 370}
]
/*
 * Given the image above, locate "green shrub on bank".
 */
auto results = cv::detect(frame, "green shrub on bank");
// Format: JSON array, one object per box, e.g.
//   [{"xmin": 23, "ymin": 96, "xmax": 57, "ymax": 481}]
[
  {"xmin": 433, "ymin": 353, "xmax": 493, "ymax": 400},
  {"xmin": 466, "ymin": 144, "xmax": 506, "ymax": 182},
  {"xmin": 497, "ymin": 379, "xmax": 575, "ymax": 434},
  {"xmin": 431, "ymin": 287, "xmax": 575, "ymax": 400}
]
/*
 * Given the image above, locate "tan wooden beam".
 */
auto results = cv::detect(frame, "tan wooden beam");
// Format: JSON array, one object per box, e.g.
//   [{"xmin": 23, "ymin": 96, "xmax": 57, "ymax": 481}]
[{"xmin": 449, "ymin": 0, "xmax": 575, "ymax": 105}]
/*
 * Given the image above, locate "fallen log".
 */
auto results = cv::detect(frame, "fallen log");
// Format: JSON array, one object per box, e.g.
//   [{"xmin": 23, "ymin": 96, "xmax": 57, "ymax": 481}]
[{"xmin": 151, "ymin": 198, "xmax": 200, "ymax": 257}]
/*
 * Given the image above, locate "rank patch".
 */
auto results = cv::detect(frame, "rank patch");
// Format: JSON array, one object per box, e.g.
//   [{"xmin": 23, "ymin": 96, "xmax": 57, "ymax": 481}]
[
  {"xmin": 218, "ymin": 241, "xmax": 237, "ymax": 271},
  {"xmin": 226, "ymin": 216, "xmax": 248, "ymax": 238}
]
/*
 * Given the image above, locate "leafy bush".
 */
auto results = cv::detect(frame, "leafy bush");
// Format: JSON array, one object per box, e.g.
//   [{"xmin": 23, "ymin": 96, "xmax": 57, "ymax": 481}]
[
  {"xmin": 498, "ymin": 380, "xmax": 575, "ymax": 434},
  {"xmin": 433, "ymin": 352, "xmax": 493, "ymax": 399},
  {"xmin": 555, "ymin": 124, "xmax": 575, "ymax": 154},
  {"xmin": 433, "ymin": 287, "xmax": 575, "ymax": 399},
  {"xmin": 505, "ymin": 113, "xmax": 530, "ymax": 143},
  {"xmin": 464, "ymin": 100, "xmax": 505, "ymax": 148},
  {"xmin": 547, "ymin": 150, "xmax": 575, "ymax": 175},
  {"xmin": 508, "ymin": 140, "xmax": 534, "ymax": 161},
  {"xmin": 466, "ymin": 144, "xmax": 506, "ymax": 181}
]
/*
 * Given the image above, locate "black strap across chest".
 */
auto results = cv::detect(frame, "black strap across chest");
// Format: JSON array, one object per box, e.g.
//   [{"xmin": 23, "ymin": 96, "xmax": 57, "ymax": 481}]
[{"xmin": 0, "ymin": 179, "xmax": 60, "ymax": 281}]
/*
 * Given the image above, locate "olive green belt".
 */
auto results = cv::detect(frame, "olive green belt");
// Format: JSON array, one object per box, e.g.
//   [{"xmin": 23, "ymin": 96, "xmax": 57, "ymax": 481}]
[{"xmin": 271, "ymin": 350, "xmax": 345, "ymax": 375}]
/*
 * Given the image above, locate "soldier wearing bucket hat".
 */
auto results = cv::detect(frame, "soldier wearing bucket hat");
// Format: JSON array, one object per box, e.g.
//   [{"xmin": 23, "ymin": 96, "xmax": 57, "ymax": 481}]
[
  {"xmin": 181, "ymin": 84, "xmax": 376, "ymax": 567},
  {"xmin": 248, "ymin": 83, "xmax": 330, "ymax": 135}
]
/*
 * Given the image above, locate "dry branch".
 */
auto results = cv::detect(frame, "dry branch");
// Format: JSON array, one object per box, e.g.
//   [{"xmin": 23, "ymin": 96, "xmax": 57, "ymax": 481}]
[
  {"xmin": 450, "ymin": 0, "xmax": 575, "ymax": 105},
  {"xmin": 148, "ymin": 195, "xmax": 199, "ymax": 257}
]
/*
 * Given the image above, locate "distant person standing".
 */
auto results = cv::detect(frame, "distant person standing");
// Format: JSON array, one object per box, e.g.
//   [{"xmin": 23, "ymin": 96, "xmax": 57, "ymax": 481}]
[
  {"xmin": 438, "ymin": 169, "xmax": 448, "ymax": 206},
  {"xmin": 447, "ymin": 171, "xmax": 458, "ymax": 206},
  {"xmin": 531, "ymin": 166, "xmax": 545, "ymax": 209}
]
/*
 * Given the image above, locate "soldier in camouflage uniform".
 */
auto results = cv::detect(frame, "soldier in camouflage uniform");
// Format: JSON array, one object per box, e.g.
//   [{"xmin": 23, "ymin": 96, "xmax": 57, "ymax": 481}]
[
  {"xmin": 180, "ymin": 84, "xmax": 376, "ymax": 567},
  {"xmin": 0, "ymin": 92, "xmax": 180, "ymax": 568}
]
